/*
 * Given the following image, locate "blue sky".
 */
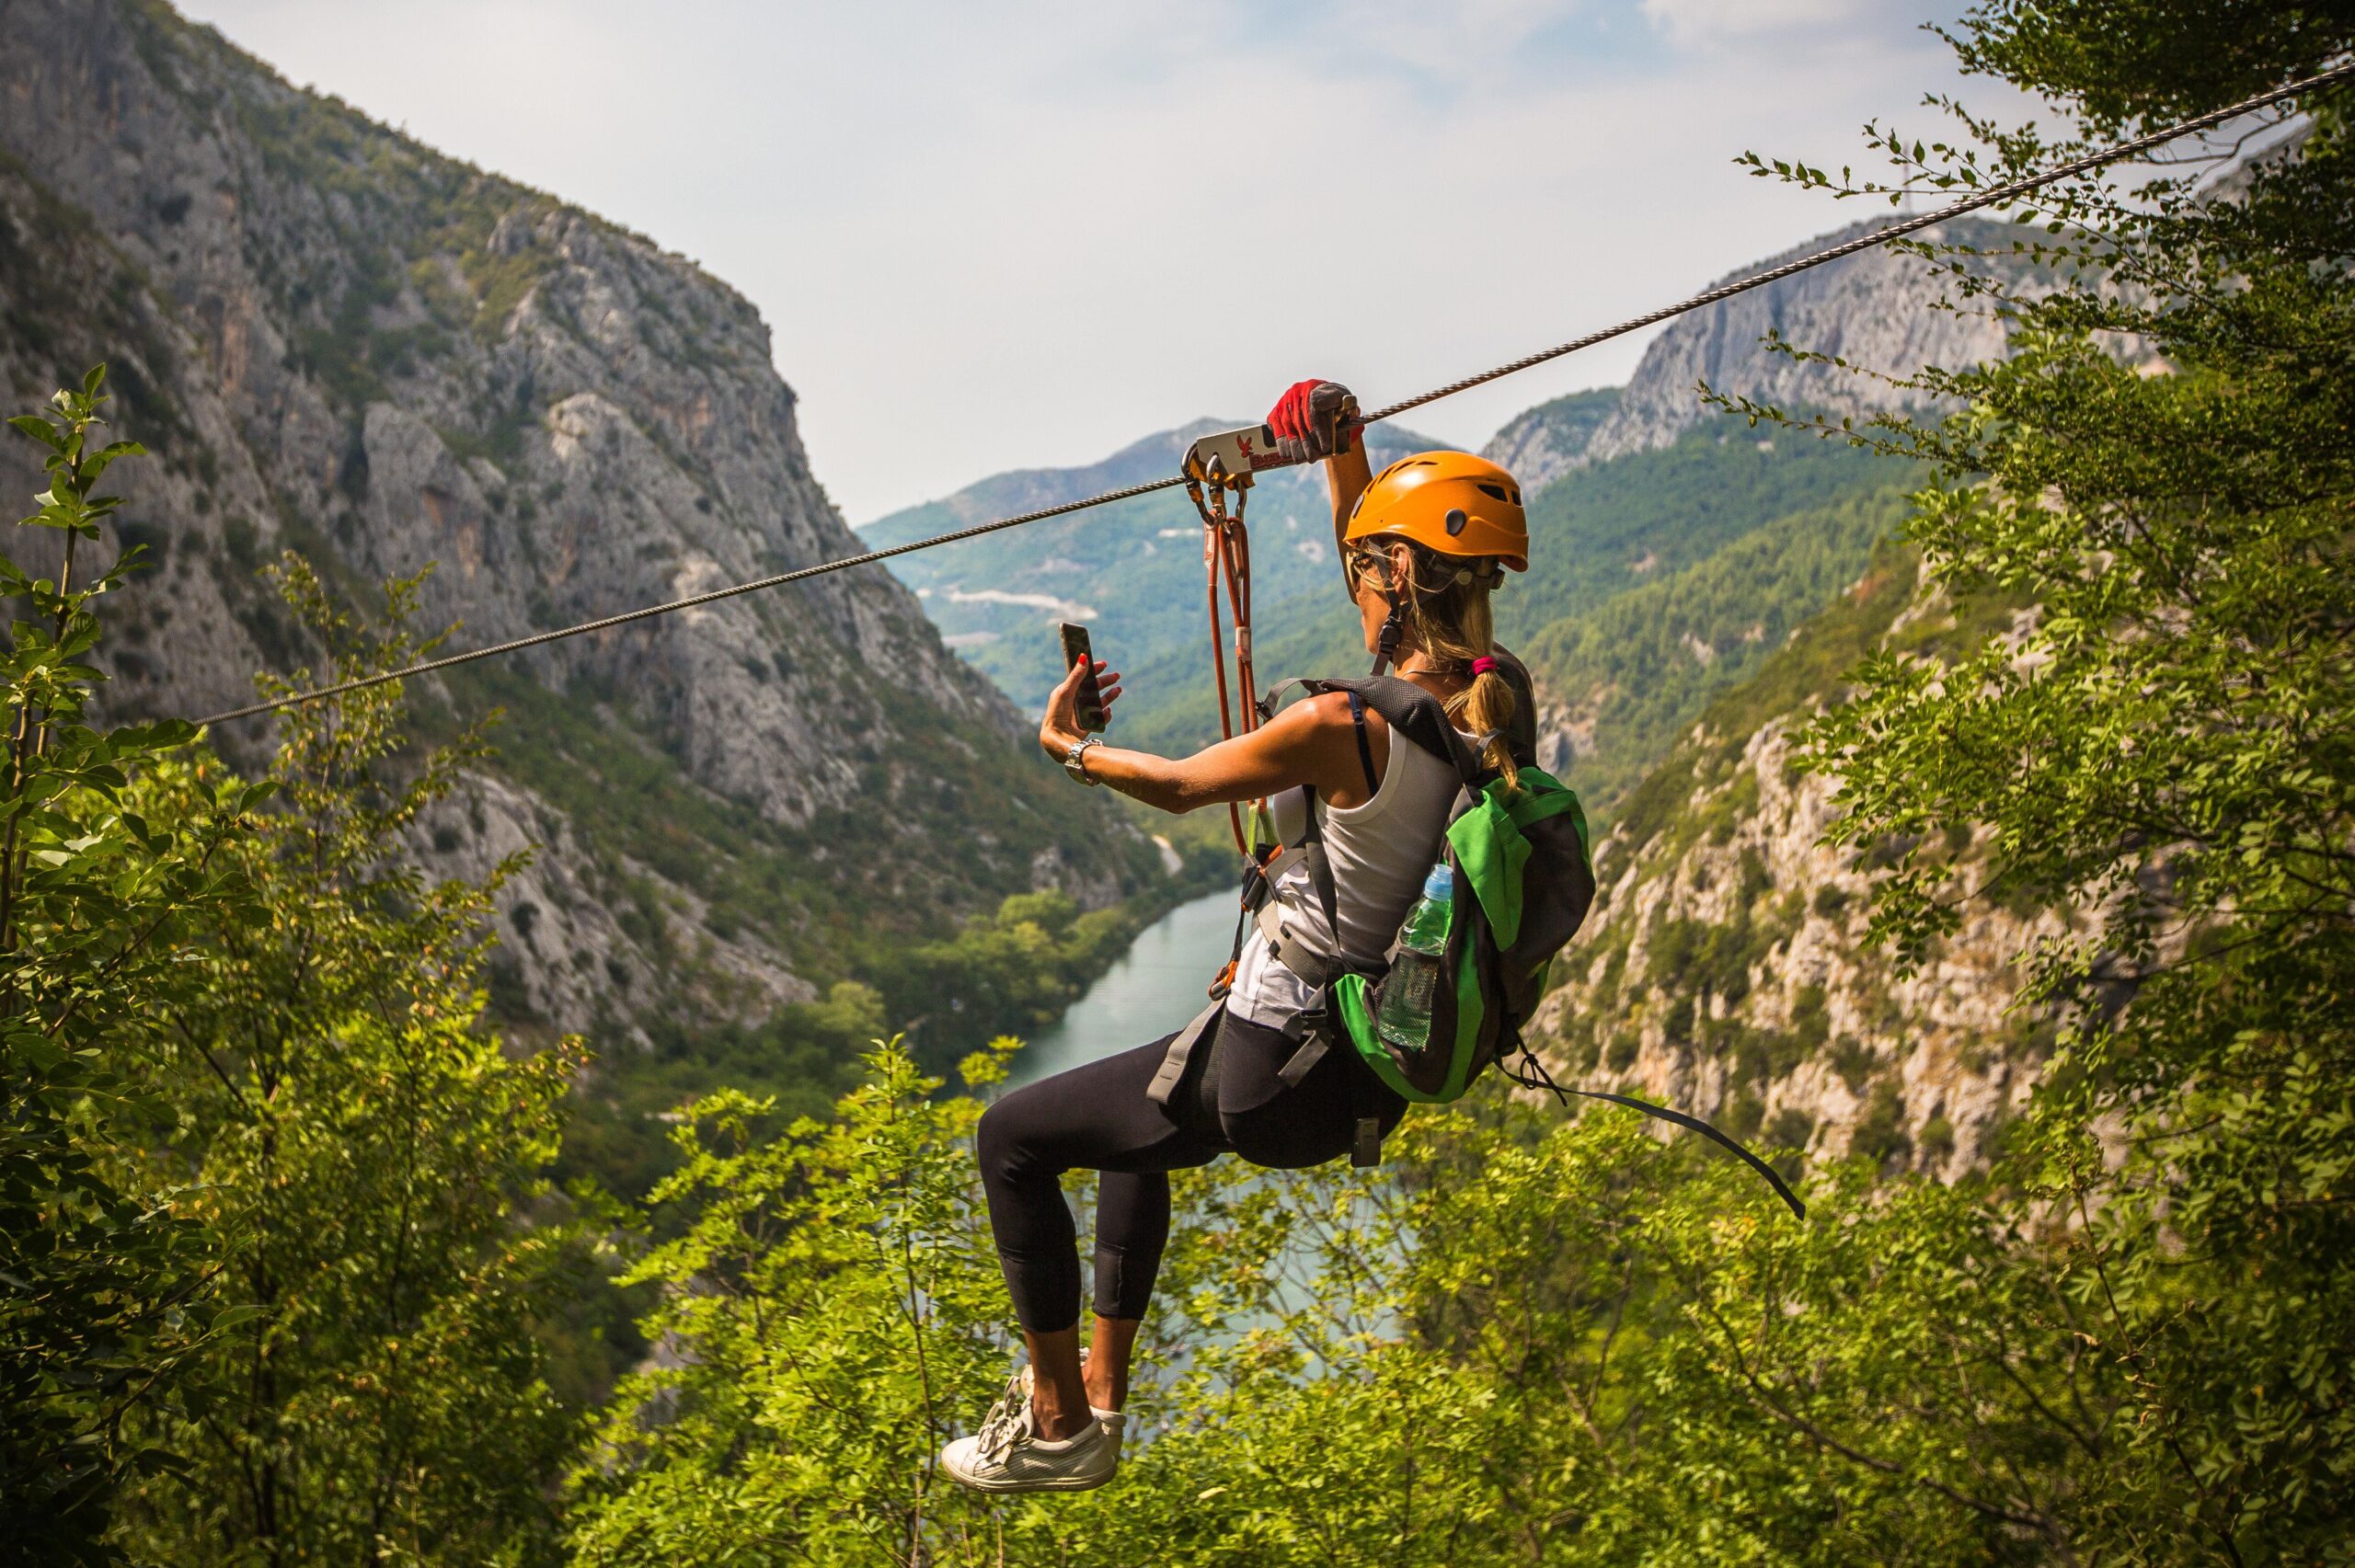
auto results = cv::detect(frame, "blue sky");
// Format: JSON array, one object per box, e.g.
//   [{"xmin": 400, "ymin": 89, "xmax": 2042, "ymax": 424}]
[{"xmin": 177, "ymin": 0, "xmax": 2003, "ymax": 521}]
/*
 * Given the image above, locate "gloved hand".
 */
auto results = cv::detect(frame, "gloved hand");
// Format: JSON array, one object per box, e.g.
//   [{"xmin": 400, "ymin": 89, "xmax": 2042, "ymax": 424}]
[{"xmin": 1266, "ymin": 379, "xmax": 1360, "ymax": 464}]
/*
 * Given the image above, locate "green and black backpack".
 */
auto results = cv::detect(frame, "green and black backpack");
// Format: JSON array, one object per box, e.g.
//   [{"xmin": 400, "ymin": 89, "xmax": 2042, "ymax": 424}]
[{"xmin": 1278, "ymin": 672, "xmax": 1596, "ymax": 1107}]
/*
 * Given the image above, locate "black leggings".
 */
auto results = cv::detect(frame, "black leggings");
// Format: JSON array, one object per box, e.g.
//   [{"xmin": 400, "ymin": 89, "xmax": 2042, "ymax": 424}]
[{"xmin": 976, "ymin": 1008, "xmax": 1406, "ymax": 1333}]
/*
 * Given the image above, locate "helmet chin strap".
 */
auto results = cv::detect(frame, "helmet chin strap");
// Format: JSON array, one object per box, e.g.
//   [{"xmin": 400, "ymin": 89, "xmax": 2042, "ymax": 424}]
[{"xmin": 1369, "ymin": 597, "xmax": 1407, "ymax": 678}]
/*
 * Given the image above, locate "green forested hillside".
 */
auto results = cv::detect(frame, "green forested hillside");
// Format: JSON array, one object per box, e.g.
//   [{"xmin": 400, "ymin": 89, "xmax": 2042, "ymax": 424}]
[
  {"xmin": 1519, "ymin": 480, "xmax": 1912, "ymax": 812},
  {"xmin": 434, "ymin": 661, "xmax": 1164, "ymax": 996},
  {"xmin": 859, "ymin": 420, "xmax": 1448, "ymax": 715},
  {"xmin": 1508, "ymin": 418, "xmax": 1888, "ymax": 635}
]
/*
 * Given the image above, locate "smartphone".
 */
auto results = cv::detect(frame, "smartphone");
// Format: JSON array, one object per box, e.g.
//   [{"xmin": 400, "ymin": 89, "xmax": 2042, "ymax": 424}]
[{"xmin": 1058, "ymin": 622, "xmax": 1110, "ymax": 732}]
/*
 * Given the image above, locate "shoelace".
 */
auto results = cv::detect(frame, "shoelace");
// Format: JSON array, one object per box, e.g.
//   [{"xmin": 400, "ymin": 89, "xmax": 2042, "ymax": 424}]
[{"xmin": 974, "ymin": 1368, "xmax": 1034, "ymax": 1464}]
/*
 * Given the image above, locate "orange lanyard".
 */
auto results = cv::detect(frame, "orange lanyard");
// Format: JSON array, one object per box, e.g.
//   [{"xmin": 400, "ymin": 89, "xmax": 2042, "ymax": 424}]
[{"xmin": 1185, "ymin": 471, "xmax": 1258, "ymax": 853}]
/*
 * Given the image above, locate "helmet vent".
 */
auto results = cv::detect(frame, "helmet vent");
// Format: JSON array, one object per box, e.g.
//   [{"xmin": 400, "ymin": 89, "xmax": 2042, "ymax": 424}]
[
  {"xmin": 1476, "ymin": 483, "xmax": 1508, "ymax": 502},
  {"xmin": 1444, "ymin": 508, "xmax": 1469, "ymax": 537}
]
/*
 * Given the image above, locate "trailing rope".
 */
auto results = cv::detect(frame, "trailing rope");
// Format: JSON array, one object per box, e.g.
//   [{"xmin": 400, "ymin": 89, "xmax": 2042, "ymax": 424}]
[{"xmin": 200, "ymin": 59, "xmax": 2354, "ymax": 729}]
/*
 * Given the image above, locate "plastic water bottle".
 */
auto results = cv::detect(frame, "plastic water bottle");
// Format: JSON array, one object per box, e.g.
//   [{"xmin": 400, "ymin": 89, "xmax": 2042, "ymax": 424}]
[{"xmin": 1377, "ymin": 863, "xmax": 1454, "ymax": 1051}]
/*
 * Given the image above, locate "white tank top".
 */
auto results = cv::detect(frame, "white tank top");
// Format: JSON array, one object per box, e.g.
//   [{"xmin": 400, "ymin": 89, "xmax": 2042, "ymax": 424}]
[{"xmin": 1225, "ymin": 716, "xmax": 1472, "ymax": 1031}]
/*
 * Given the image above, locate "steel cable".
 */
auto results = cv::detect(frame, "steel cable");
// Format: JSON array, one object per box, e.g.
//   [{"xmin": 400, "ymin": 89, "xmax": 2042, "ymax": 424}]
[
  {"xmin": 198, "ymin": 475, "xmax": 1187, "ymax": 724},
  {"xmin": 1362, "ymin": 59, "xmax": 2355, "ymax": 422},
  {"xmin": 201, "ymin": 59, "xmax": 2354, "ymax": 727}
]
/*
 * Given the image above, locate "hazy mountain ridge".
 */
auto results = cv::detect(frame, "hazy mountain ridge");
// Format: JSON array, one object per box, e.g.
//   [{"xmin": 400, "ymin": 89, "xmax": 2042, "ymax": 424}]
[
  {"xmin": 1520, "ymin": 477, "xmax": 1913, "ymax": 815},
  {"xmin": 860, "ymin": 418, "xmax": 1448, "ymax": 718},
  {"xmin": 870, "ymin": 418, "xmax": 1236, "ymax": 537},
  {"xmin": 0, "ymin": 0, "xmax": 1157, "ymax": 1036},
  {"xmin": 1480, "ymin": 385, "xmax": 1621, "ymax": 496}
]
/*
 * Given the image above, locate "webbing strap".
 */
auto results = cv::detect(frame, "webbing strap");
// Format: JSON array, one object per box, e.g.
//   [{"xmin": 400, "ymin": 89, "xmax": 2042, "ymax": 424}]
[
  {"xmin": 1189, "ymin": 475, "xmax": 1259, "ymax": 851},
  {"xmin": 1145, "ymin": 998, "xmax": 1225, "ymax": 1110},
  {"xmin": 1276, "ymin": 1035, "xmax": 1328, "ymax": 1089}
]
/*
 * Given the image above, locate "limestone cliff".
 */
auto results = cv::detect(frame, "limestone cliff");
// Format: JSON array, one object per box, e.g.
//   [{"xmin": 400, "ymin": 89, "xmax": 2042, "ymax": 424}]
[
  {"xmin": 1480, "ymin": 386, "xmax": 1621, "ymax": 497},
  {"xmin": 0, "ymin": 0, "xmax": 1159, "ymax": 1036},
  {"xmin": 1481, "ymin": 216, "xmax": 2033, "ymax": 489},
  {"xmin": 1526, "ymin": 555, "xmax": 2062, "ymax": 1175}
]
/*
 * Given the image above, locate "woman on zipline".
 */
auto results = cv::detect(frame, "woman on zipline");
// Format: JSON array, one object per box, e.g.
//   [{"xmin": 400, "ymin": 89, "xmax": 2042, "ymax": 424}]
[{"xmin": 942, "ymin": 379, "xmax": 1534, "ymax": 1493}]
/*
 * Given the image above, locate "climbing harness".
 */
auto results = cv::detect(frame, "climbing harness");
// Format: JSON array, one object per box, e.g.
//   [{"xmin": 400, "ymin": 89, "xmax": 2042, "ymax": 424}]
[{"xmin": 196, "ymin": 58, "xmax": 2353, "ymax": 732}]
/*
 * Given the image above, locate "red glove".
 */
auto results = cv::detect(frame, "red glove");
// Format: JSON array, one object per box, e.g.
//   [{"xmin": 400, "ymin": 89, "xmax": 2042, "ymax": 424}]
[{"xmin": 1266, "ymin": 380, "xmax": 1360, "ymax": 464}]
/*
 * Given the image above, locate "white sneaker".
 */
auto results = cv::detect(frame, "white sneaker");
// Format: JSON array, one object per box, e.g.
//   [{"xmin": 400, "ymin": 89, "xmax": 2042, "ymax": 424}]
[{"xmin": 940, "ymin": 1367, "xmax": 1122, "ymax": 1494}]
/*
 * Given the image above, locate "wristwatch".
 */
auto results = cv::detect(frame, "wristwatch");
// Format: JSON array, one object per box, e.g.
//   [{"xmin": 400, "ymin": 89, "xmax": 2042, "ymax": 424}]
[{"xmin": 1062, "ymin": 735, "xmax": 1102, "ymax": 786}]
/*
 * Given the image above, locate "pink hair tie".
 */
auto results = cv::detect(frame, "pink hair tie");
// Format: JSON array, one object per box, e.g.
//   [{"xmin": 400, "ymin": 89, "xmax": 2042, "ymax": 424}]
[{"xmin": 1470, "ymin": 656, "xmax": 1499, "ymax": 676}]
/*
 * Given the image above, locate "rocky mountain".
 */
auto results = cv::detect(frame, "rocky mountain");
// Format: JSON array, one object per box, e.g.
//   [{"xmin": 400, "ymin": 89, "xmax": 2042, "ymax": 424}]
[
  {"xmin": 1480, "ymin": 385, "xmax": 1620, "ymax": 497},
  {"xmin": 1527, "ymin": 553, "xmax": 2055, "ymax": 1175},
  {"xmin": 1481, "ymin": 215, "xmax": 2037, "ymax": 490},
  {"xmin": 0, "ymin": 0, "xmax": 1159, "ymax": 1038}
]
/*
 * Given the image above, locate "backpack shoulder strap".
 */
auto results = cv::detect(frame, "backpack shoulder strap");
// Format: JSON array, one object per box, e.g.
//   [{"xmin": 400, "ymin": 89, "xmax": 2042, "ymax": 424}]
[
  {"xmin": 1312, "ymin": 675, "xmax": 1486, "ymax": 787},
  {"xmin": 1300, "ymin": 647, "xmax": 1540, "ymax": 772}
]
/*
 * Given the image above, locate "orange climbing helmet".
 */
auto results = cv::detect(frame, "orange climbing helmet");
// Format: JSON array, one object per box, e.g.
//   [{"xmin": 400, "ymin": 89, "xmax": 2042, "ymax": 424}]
[{"xmin": 1345, "ymin": 451, "xmax": 1529, "ymax": 573}]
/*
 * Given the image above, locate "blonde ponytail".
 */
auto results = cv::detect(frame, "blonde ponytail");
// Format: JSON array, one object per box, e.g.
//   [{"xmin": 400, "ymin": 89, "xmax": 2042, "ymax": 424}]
[{"xmin": 1456, "ymin": 665, "xmax": 1521, "ymax": 792}]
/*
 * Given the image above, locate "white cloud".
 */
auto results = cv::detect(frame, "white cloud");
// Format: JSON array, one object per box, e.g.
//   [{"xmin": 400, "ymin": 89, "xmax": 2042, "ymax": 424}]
[{"xmin": 1639, "ymin": 0, "xmax": 1878, "ymax": 48}]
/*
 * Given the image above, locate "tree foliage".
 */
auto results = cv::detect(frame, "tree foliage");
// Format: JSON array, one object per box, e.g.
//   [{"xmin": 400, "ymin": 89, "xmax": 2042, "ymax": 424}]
[
  {"xmin": 101, "ymin": 562, "xmax": 585, "ymax": 1564},
  {"xmin": 0, "ymin": 369, "xmax": 266, "ymax": 1558},
  {"xmin": 2, "ymin": 376, "xmax": 588, "ymax": 1562},
  {"xmin": 1763, "ymin": 0, "xmax": 2355, "ymax": 1554}
]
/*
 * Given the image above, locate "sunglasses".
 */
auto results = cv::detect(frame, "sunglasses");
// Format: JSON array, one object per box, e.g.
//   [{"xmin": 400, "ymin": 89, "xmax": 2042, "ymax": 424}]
[{"xmin": 1345, "ymin": 549, "xmax": 1395, "ymax": 592}]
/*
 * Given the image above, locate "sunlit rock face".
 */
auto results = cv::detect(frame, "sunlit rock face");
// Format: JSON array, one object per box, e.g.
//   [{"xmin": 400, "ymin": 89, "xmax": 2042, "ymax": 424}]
[
  {"xmin": 1528, "ymin": 584, "xmax": 2072, "ymax": 1180},
  {"xmin": 1483, "ymin": 216, "xmax": 2033, "ymax": 492},
  {"xmin": 0, "ymin": 0, "xmax": 1152, "ymax": 1036}
]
